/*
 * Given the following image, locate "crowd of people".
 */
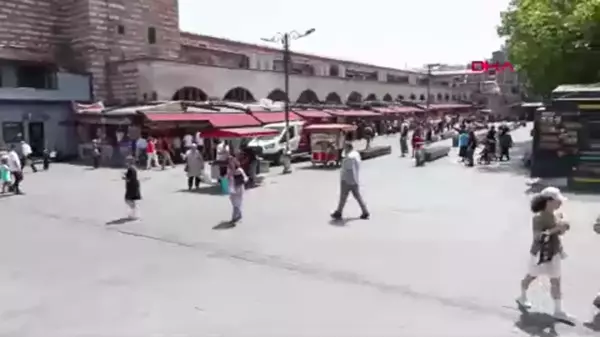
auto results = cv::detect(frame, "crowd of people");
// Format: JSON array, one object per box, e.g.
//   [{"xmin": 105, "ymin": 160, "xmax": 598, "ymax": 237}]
[
  {"xmin": 0, "ymin": 139, "xmax": 50, "ymax": 195},
  {"xmin": 456, "ymin": 124, "xmax": 514, "ymax": 167}
]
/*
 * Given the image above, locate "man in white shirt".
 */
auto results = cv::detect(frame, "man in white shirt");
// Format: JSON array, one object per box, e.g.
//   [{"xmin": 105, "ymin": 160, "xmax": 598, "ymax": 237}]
[
  {"xmin": 331, "ymin": 142, "xmax": 369, "ymax": 220},
  {"xmin": 20, "ymin": 140, "xmax": 37, "ymax": 172},
  {"xmin": 7, "ymin": 145, "xmax": 23, "ymax": 194},
  {"xmin": 215, "ymin": 139, "xmax": 230, "ymax": 178},
  {"xmin": 183, "ymin": 134, "xmax": 193, "ymax": 149},
  {"xmin": 216, "ymin": 140, "xmax": 229, "ymax": 161},
  {"xmin": 135, "ymin": 137, "xmax": 147, "ymax": 164}
]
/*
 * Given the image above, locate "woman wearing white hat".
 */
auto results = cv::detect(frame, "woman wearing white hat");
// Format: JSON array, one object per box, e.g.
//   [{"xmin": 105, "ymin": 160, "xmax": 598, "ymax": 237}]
[{"xmin": 516, "ymin": 186, "xmax": 572, "ymax": 321}]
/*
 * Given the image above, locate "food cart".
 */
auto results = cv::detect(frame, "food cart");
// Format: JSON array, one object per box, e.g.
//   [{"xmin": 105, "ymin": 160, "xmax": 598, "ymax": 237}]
[
  {"xmin": 304, "ymin": 124, "xmax": 357, "ymax": 167},
  {"xmin": 200, "ymin": 127, "xmax": 279, "ymax": 186}
]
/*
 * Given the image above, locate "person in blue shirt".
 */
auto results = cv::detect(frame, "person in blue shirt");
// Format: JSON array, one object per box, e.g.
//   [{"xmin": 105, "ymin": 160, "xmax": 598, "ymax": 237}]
[{"xmin": 457, "ymin": 128, "xmax": 469, "ymax": 162}]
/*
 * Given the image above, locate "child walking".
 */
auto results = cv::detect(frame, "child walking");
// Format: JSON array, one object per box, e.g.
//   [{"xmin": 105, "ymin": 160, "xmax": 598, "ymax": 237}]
[
  {"xmin": 227, "ymin": 156, "xmax": 247, "ymax": 225},
  {"xmin": 516, "ymin": 186, "xmax": 572, "ymax": 321},
  {"xmin": 123, "ymin": 156, "xmax": 141, "ymax": 219},
  {"xmin": 0, "ymin": 157, "xmax": 11, "ymax": 193}
]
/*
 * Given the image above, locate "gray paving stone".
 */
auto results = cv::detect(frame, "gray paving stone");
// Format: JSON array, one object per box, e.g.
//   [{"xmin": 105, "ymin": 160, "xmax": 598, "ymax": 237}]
[{"xmin": 1, "ymin": 126, "xmax": 600, "ymax": 336}]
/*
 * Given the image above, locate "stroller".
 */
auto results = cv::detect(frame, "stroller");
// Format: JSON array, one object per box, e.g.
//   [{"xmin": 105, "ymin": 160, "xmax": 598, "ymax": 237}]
[{"xmin": 477, "ymin": 139, "xmax": 497, "ymax": 165}]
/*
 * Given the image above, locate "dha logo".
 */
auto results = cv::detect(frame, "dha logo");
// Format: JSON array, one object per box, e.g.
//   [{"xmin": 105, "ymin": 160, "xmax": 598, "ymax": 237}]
[{"xmin": 470, "ymin": 61, "xmax": 514, "ymax": 74}]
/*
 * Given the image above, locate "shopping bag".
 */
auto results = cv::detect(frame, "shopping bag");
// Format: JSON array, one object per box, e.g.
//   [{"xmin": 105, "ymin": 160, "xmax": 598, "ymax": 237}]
[{"xmin": 219, "ymin": 177, "xmax": 229, "ymax": 194}]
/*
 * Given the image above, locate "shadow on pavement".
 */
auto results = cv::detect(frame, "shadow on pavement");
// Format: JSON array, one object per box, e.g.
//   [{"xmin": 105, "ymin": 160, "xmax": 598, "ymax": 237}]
[
  {"xmin": 583, "ymin": 313, "xmax": 600, "ymax": 331},
  {"xmin": 213, "ymin": 221, "xmax": 236, "ymax": 230},
  {"xmin": 177, "ymin": 186, "xmax": 224, "ymax": 196},
  {"xmin": 299, "ymin": 165, "xmax": 340, "ymax": 171},
  {"xmin": 514, "ymin": 311, "xmax": 560, "ymax": 337},
  {"xmin": 328, "ymin": 216, "xmax": 361, "ymax": 227},
  {"xmin": 106, "ymin": 217, "xmax": 135, "ymax": 226}
]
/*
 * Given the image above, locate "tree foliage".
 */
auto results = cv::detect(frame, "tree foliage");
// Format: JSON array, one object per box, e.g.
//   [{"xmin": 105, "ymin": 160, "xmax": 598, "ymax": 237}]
[{"xmin": 497, "ymin": 0, "xmax": 600, "ymax": 96}]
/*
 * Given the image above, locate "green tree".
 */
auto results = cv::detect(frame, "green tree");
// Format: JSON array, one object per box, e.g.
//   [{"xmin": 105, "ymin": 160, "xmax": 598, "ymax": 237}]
[{"xmin": 497, "ymin": 0, "xmax": 600, "ymax": 96}]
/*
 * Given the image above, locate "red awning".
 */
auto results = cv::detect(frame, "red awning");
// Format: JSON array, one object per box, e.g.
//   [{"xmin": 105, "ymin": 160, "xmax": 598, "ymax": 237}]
[
  {"xmin": 250, "ymin": 111, "xmax": 302, "ymax": 124},
  {"xmin": 325, "ymin": 109, "xmax": 380, "ymax": 117},
  {"xmin": 145, "ymin": 112, "xmax": 260, "ymax": 127},
  {"xmin": 420, "ymin": 104, "xmax": 473, "ymax": 110},
  {"xmin": 391, "ymin": 106, "xmax": 423, "ymax": 114},
  {"xmin": 201, "ymin": 127, "xmax": 279, "ymax": 139},
  {"xmin": 371, "ymin": 107, "xmax": 397, "ymax": 114},
  {"xmin": 293, "ymin": 109, "xmax": 332, "ymax": 119},
  {"xmin": 304, "ymin": 123, "xmax": 357, "ymax": 132},
  {"xmin": 145, "ymin": 113, "xmax": 208, "ymax": 122}
]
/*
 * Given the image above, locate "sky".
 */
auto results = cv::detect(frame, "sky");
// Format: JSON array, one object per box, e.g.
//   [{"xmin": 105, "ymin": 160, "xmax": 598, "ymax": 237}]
[{"xmin": 178, "ymin": 0, "xmax": 509, "ymax": 70}]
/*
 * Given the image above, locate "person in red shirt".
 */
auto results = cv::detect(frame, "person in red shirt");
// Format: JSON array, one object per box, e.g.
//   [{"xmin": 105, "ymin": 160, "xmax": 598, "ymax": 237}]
[
  {"xmin": 411, "ymin": 128, "xmax": 424, "ymax": 158},
  {"xmin": 157, "ymin": 137, "xmax": 174, "ymax": 169},
  {"xmin": 146, "ymin": 137, "xmax": 159, "ymax": 169}
]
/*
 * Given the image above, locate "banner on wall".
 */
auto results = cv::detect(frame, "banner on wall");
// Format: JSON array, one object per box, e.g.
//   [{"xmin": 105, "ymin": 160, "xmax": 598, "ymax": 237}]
[{"xmin": 73, "ymin": 101, "xmax": 105, "ymax": 114}]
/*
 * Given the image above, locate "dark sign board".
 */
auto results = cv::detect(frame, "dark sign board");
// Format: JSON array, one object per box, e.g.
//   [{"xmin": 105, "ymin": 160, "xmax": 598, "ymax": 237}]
[
  {"xmin": 531, "ymin": 85, "xmax": 600, "ymax": 186},
  {"xmin": 530, "ymin": 85, "xmax": 600, "ymax": 191},
  {"xmin": 531, "ymin": 107, "xmax": 579, "ymax": 178},
  {"xmin": 565, "ymin": 103, "xmax": 600, "ymax": 190}
]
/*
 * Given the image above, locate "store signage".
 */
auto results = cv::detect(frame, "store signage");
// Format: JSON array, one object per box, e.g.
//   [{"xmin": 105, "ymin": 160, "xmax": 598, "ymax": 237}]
[{"xmin": 470, "ymin": 61, "xmax": 514, "ymax": 73}]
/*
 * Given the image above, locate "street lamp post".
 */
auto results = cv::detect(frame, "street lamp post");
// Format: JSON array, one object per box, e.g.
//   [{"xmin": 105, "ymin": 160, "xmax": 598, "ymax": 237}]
[
  {"xmin": 425, "ymin": 63, "xmax": 441, "ymax": 111},
  {"xmin": 261, "ymin": 28, "xmax": 315, "ymax": 174}
]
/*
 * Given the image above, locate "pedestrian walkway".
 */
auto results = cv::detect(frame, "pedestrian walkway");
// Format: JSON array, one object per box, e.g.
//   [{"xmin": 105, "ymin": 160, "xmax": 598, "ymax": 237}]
[{"xmin": 2, "ymin": 124, "xmax": 600, "ymax": 336}]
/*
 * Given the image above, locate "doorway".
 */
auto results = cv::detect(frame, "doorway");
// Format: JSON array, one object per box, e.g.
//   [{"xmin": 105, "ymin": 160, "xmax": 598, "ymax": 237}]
[{"xmin": 28, "ymin": 122, "xmax": 45, "ymax": 156}]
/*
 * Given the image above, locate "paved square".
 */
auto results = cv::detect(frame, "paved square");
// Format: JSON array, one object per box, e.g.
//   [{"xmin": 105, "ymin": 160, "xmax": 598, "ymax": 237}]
[{"xmin": 2, "ymin": 126, "xmax": 600, "ymax": 336}]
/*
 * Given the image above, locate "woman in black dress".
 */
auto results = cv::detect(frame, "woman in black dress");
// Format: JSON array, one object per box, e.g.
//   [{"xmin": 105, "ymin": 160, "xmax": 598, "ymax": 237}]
[{"xmin": 123, "ymin": 156, "xmax": 141, "ymax": 219}]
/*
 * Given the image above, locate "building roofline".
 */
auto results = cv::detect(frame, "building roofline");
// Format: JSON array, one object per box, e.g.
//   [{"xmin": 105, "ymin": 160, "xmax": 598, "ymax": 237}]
[{"xmin": 179, "ymin": 31, "xmax": 425, "ymax": 75}]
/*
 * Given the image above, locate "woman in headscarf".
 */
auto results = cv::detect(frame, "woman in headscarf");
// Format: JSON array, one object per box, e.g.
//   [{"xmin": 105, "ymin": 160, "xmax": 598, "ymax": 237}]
[{"xmin": 183, "ymin": 144, "xmax": 204, "ymax": 190}]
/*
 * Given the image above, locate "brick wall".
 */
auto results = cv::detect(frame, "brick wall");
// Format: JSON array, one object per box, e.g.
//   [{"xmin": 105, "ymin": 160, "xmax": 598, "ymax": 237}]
[
  {"xmin": 77, "ymin": 0, "xmax": 180, "ymax": 103},
  {"xmin": 0, "ymin": 0, "xmax": 61, "ymax": 62},
  {"xmin": 110, "ymin": 61, "xmax": 140, "ymax": 103}
]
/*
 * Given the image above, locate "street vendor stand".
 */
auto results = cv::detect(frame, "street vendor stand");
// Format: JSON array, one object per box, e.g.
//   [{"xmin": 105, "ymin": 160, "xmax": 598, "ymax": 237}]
[
  {"xmin": 304, "ymin": 123, "xmax": 357, "ymax": 167},
  {"xmin": 200, "ymin": 127, "xmax": 278, "ymax": 185}
]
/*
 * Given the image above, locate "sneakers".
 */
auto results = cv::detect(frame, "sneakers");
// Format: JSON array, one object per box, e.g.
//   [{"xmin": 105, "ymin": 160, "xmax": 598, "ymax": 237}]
[
  {"xmin": 516, "ymin": 297, "xmax": 532, "ymax": 310},
  {"xmin": 330, "ymin": 211, "xmax": 370, "ymax": 220}
]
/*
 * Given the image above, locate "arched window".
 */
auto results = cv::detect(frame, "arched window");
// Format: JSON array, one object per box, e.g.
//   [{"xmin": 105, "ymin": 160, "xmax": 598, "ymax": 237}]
[
  {"xmin": 267, "ymin": 89, "xmax": 288, "ymax": 102},
  {"xmin": 172, "ymin": 87, "xmax": 207, "ymax": 101},
  {"xmin": 223, "ymin": 87, "xmax": 255, "ymax": 102},
  {"xmin": 325, "ymin": 92, "xmax": 342, "ymax": 104},
  {"xmin": 296, "ymin": 90, "xmax": 320, "ymax": 103},
  {"xmin": 347, "ymin": 91, "xmax": 362, "ymax": 103}
]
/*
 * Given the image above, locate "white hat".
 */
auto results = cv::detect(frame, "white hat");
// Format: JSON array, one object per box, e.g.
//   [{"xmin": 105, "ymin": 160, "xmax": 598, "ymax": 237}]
[{"xmin": 540, "ymin": 186, "xmax": 567, "ymax": 202}]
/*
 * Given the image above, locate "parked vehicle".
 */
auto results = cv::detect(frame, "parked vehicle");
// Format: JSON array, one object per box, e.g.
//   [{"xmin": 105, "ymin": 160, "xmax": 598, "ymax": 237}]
[
  {"xmin": 247, "ymin": 121, "xmax": 307, "ymax": 165},
  {"xmin": 304, "ymin": 123, "xmax": 357, "ymax": 167}
]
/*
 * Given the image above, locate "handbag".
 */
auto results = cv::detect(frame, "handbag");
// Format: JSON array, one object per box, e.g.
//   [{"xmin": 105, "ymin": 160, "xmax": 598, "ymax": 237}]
[{"xmin": 233, "ymin": 173, "xmax": 245, "ymax": 187}]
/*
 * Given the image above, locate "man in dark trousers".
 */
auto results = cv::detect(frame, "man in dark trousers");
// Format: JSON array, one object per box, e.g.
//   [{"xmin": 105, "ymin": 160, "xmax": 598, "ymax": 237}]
[{"xmin": 331, "ymin": 143, "xmax": 369, "ymax": 220}]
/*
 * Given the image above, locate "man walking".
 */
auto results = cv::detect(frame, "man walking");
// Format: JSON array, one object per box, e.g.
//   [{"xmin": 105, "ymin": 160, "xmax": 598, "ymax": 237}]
[
  {"xmin": 7, "ymin": 145, "xmax": 23, "ymax": 194},
  {"xmin": 331, "ymin": 143, "xmax": 369, "ymax": 220},
  {"xmin": 20, "ymin": 140, "xmax": 37, "ymax": 172}
]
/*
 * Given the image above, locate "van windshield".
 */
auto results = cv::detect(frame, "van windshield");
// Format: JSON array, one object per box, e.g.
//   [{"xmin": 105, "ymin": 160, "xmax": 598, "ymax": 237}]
[{"xmin": 254, "ymin": 126, "xmax": 284, "ymax": 141}]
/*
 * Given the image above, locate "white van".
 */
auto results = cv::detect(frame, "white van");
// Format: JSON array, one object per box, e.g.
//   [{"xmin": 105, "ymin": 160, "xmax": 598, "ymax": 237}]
[{"xmin": 248, "ymin": 121, "xmax": 307, "ymax": 165}]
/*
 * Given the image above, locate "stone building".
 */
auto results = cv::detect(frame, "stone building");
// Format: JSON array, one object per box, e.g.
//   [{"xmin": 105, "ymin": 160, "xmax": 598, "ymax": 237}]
[{"xmin": 0, "ymin": 0, "xmax": 473, "ymax": 154}]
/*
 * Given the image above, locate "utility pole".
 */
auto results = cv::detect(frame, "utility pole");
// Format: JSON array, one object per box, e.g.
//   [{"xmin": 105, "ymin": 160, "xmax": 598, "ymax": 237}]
[
  {"xmin": 425, "ymin": 63, "xmax": 441, "ymax": 111},
  {"xmin": 261, "ymin": 28, "xmax": 316, "ymax": 174}
]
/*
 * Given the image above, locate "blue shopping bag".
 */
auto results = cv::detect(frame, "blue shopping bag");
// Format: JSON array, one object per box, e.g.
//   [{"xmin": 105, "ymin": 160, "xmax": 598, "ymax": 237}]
[{"xmin": 219, "ymin": 177, "xmax": 229, "ymax": 194}]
